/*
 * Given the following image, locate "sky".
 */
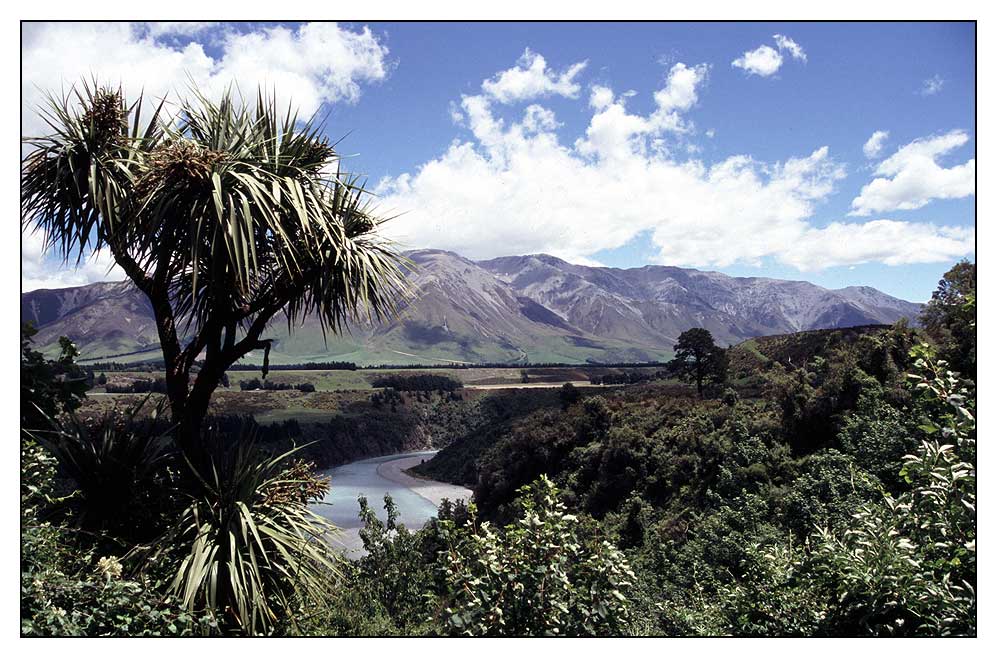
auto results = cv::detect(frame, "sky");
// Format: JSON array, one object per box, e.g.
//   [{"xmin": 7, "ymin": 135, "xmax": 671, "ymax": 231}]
[{"xmin": 20, "ymin": 21, "xmax": 976, "ymax": 301}]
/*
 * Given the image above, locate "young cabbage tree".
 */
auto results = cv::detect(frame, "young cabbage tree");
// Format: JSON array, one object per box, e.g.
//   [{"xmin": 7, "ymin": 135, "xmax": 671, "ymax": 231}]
[{"xmin": 22, "ymin": 82, "xmax": 406, "ymax": 449}]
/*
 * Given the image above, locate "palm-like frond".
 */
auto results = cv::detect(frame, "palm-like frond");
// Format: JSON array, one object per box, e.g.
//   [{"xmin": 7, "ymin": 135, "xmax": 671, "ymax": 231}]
[
  {"xmin": 21, "ymin": 81, "xmax": 163, "ymax": 266},
  {"xmin": 24, "ymin": 396, "xmax": 174, "ymax": 535},
  {"xmin": 160, "ymin": 432, "xmax": 341, "ymax": 635},
  {"xmin": 21, "ymin": 81, "xmax": 408, "ymax": 340}
]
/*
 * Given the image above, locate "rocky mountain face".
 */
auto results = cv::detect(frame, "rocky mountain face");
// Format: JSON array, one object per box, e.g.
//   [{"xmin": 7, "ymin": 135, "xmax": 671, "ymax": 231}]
[
  {"xmin": 20, "ymin": 249, "xmax": 921, "ymax": 365},
  {"xmin": 21, "ymin": 280, "xmax": 160, "ymax": 358},
  {"xmin": 478, "ymin": 254, "xmax": 922, "ymax": 348}
]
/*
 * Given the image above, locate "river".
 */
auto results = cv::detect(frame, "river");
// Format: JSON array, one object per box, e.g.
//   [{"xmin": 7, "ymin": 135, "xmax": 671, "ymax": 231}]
[{"xmin": 309, "ymin": 450, "xmax": 473, "ymax": 558}]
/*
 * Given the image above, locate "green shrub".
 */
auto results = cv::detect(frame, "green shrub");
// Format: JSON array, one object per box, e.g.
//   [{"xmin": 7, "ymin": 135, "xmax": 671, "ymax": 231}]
[
  {"xmin": 810, "ymin": 349, "xmax": 976, "ymax": 635},
  {"xmin": 27, "ymin": 400, "xmax": 174, "ymax": 538},
  {"xmin": 20, "ymin": 439, "xmax": 214, "ymax": 637},
  {"xmin": 21, "ymin": 323, "xmax": 87, "ymax": 432},
  {"xmin": 698, "ymin": 347, "xmax": 976, "ymax": 637},
  {"xmin": 148, "ymin": 435, "xmax": 341, "ymax": 635},
  {"xmin": 837, "ymin": 390, "xmax": 919, "ymax": 491},
  {"xmin": 437, "ymin": 476, "xmax": 636, "ymax": 636}
]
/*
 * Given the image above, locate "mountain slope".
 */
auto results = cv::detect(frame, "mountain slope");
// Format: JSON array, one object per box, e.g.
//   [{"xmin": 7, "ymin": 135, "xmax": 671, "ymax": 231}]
[
  {"xmin": 21, "ymin": 281, "xmax": 160, "ymax": 358},
  {"xmin": 265, "ymin": 250, "xmax": 671, "ymax": 365},
  {"xmin": 20, "ymin": 250, "xmax": 921, "ymax": 365},
  {"xmin": 478, "ymin": 254, "xmax": 921, "ymax": 348}
]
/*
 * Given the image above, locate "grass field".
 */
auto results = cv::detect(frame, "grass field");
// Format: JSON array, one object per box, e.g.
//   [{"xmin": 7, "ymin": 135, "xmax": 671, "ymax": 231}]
[{"xmin": 94, "ymin": 365, "xmax": 670, "ymax": 393}]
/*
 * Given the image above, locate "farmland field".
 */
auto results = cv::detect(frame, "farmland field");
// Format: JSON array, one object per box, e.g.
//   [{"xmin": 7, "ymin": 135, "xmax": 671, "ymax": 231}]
[{"xmin": 91, "ymin": 364, "xmax": 670, "ymax": 393}]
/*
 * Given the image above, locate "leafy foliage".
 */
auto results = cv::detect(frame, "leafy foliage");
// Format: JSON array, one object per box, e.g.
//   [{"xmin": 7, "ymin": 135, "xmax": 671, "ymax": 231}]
[
  {"xmin": 150, "ymin": 435, "xmax": 341, "ymax": 635},
  {"xmin": 669, "ymin": 328, "xmax": 729, "ymax": 397},
  {"xmin": 371, "ymin": 373, "xmax": 463, "ymax": 391},
  {"xmin": 693, "ymin": 347, "xmax": 976, "ymax": 636},
  {"xmin": 23, "ymin": 290, "xmax": 976, "ymax": 637},
  {"xmin": 104, "ymin": 378, "xmax": 169, "ymax": 393},
  {"xmin": 21, "ymin": 323, "xmax": 88, "ymax": 431},
  {"xmin": 353, "ymin": 494, "xmax": 440, "ymax": 633},
  {"xmin": 920, "ymin": 260, "xmax": 976, "ymax": 379},
  {"xmin": 416, "ymin": 322, "xmax": 975, "ymax": 637},
  {"xmin": 437, "ymin": 476, "xmax": 636, "ymax": 636},
  {"xmin": 27, "ymin": 400, "xmax": 174, "ymax": 538},
  {"xmin": 20, "ymin": 438, "xmax": 215, "ymax": 637}
]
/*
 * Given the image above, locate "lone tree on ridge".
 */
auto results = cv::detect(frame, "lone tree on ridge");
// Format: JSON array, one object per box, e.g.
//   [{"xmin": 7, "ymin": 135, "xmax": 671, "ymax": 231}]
[{"xmin": 669, "ymin": 328, "xmax": 728, "ymax": 398}]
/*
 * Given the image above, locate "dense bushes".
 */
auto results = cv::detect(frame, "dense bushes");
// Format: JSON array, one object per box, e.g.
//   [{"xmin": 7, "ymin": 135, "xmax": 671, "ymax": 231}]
[
  {"xmin": 228, "ymin": 361, "xmax": 357, "ymax": 371},
  {"xmin": 21, "ymin": 324, "xmax": 87, "ymax": 431},
  {"xmin": 589, "ymin": 369, "xmax": 668, "ymax": 385},
  {"xmin": 414, "ymin": 313, "xmax": 975, "ymax": 636},
  {"xmin": 21, "ymin": 341, "xmax": 342, "ymax": 636},
  {"xmin": 308, "ymin": 480, "xmax": 635, "ymax": 637},
  {"xmin": 22, "ymin": 418, "xmax": 339, "ymax": 636},
  {"xmin": 437, "ymin": 476, "xmax": 636, "ymax": 636},
  {"xmin": 371, "ymin": 373, "xmax": 462, "ymax": 391},
  {"xmin": 698, "ymin": 349, "xmax": 976, "ymax": 636},
  {"xmin": 920, "ymin": 260, "xmax": 976, "ymax": 379},
  {"xmin": 105, "ymin": 378, "xmax": 169, "ymax": 394},
  {"xmin": 148, "ymin": 436, "xmax": 339, "ymax": 635},
  {"xmin": 238, "ymin": 378, "xmax": 316, "ymax": 392}
]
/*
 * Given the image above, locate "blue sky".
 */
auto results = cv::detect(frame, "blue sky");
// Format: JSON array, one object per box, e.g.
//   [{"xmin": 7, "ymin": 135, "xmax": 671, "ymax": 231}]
[{"xmin": 21, "ymin": 21, "xmax": 975, "ymax": 301}]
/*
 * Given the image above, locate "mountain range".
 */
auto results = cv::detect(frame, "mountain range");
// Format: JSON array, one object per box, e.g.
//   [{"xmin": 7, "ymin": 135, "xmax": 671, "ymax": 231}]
[{"xmin": 20, "ymin": 250, "xmax": 922, "ymax": 365}]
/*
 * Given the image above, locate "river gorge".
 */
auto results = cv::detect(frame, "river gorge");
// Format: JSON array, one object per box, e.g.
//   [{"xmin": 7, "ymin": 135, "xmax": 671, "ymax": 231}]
[{"xmin": 310, "ymin": 450, "xmax": 473, "ymax": 557}]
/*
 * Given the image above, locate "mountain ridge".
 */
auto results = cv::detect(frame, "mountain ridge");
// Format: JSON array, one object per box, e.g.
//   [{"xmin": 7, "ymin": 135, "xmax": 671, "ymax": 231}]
[{"xmin": 21, "ymin": 249, "xmax": 922, "ymax": 365}]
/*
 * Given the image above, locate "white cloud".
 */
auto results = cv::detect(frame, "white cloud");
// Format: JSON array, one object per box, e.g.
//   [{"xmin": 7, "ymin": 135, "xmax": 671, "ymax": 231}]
[
  {"xmin": 22, "ymin": 21, "xmax": 391, "ymax": 288},
  {"xmin": 654, "ymin": 62, "xmax": 708, "ymax": 113},
  {"xmin": 521, "ymin": 105, "xmax": 560, "ymax": 133},
  {"xmin": 773, "ymin": 34, "xmax": 807, "ymax": 62},
  {"xmin": 850, "ymin": 130, "xmax": 975, "ymax": 215},
  {"xmin": 211, "ymin": 22, "xmax": 390, "ymax": 112},
  {"xmin": 589, "ymin": 85, "xmax": 614, "ymax": 111},
  {"xmin": 21, "ymin": 229, "xmax": 124, "ymax": 292},
  {"xmin": 920, "ymin": 75, "xmax": 945, "ymax": 96},
  {"xmin": 732, "ymin": 44, "xmax": 783, "ymax": 77},
  {"xmin": 782, "ymin": 220, "xmax": 974, "ymax": 270},
  {"xmin": 21, "ymin": 22, "xmax": 390, "ymax": 138},
  {"xmin": 732, "ymin": 35, "xmax": 807, "ymax": 77},
  {"xmin": 863, "ymin": 130, "xmax": 890, "ymax": 158},
  {"xmin": 376, "ymin": 52, "xmax": 973, "ymax": 272},
  {"xmin": 140, "ymin": 22, "xmax": 218, "ymax": 39},
  {"xmin": 575, "ymin": 63, "xmax": 709, "ymax": 161},
  {"xmin": 480, "ymin": 48, "xmax": 587, "ymax": 104}
]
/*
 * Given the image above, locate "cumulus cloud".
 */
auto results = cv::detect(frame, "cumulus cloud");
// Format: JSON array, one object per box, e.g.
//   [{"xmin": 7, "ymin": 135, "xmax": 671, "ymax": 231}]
[
  {"xmin": 210, "ymin": 23, "xmax": 390, "ymax": 112},
  {"xmin": 773, "ymin": 34, "xmax": 807, "ymax": 62},
  {"xmin": 22, "ymin": 21, "xmax": 391, "ymax": 288},
  {"xmin": 21, "ymin": 22, "xmax": 390, "ymax": 138},
  {"xmin": 140, "ymin": 22, "xmax": 218, "ymax": 39},
  {"xmin": 589, "ymin": 85, "xmax": 615, "ymax": 111},
  {"xmin": 732, "ymin": 34, "xmax": 807, "ymax": 77},
  {"xmin": 920, "ymin": 75, "xmax": 945, "ymax": 96},
  {"xmin": 863, "ymin": 130, "xmax": 889, "ymax": 158},
  {"xmin": 732, "ymin": 45, "xmax": 783, "ymax": 77},
  {"xmin": 575, "ymin": 62, "xmax": 709, "ymax": 161},
  {"xmin": 481, "ymin": 48, "xmax": 587, "ymax": 103},
  {"xmin": 21, "ymin": 229, "xmax": 124, "ymax": 292},
  {"xmin": 521, "ymin": 104, "xmax": 560, "ymax": 133},
  {"xmin": 376, "ymin": 51, "xmax": 973, "ymax": 272},
  {"xmin": 850, "ymin": 130, "xmax": 975, "ymax": 215},
  {"xmin": 376, "ymin": 52, "xmax": 972, "ymax": 272},
  {"xmin": 781, "ymin": 220, "xmax": 974, "ymax": 270}
]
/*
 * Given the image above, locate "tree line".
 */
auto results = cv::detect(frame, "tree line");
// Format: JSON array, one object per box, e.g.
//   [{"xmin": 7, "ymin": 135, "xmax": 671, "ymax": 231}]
[{"xmin": 370, "ymin": 373, "xmax": 463, "ymax": 392}]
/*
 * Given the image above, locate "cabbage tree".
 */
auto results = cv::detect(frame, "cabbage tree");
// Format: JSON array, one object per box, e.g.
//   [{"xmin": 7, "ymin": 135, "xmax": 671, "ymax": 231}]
[{"xmin": 21, "ymin": 82, "xmax": 405, "ymax": 449}]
